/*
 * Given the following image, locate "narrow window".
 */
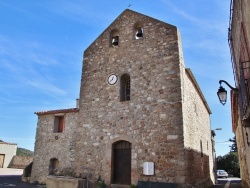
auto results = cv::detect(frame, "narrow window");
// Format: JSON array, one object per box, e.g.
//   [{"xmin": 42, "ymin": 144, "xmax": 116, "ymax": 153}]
[
  {"xmin": 125, "ymin": 79, "xmax": 130, "ymax": 101},
  {"xmin": 200, "ymin": 140, "xmax": 203, "ymax": 157},
  {"xmin": 120, "ymin": 74, "xmax": 130, "ymax": 102},
  {"xmin": 54, "ymin": 115, "xmax": 64, "ymax": 133}
]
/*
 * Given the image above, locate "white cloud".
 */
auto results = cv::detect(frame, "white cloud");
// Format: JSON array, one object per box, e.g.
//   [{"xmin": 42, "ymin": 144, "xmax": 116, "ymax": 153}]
[
  {"xmin": 0, "ymin": 35, "xmax": 66, "ymax": 97},
  {"xmin": 160, "ymin": 0, "xmax": 228, "ymax": 34}
]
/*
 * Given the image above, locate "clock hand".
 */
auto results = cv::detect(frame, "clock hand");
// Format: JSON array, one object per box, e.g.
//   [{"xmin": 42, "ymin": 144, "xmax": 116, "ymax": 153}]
[{"xmin": 110, "ymin": 77, "xmax": 114, "ymax": 81}]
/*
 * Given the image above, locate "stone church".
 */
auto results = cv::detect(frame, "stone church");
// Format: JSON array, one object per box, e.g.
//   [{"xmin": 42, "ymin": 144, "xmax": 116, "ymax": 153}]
[{"xmin": 30, "ymin": 9, "xmax": 215, "ymax": 187}]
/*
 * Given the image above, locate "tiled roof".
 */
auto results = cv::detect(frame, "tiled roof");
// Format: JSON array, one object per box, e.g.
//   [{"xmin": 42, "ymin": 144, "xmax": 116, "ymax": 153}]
[
  {"xmin": 34, "ymin": 108, "xmax": 79, "ymax": 115},
  {"xmin": 0, "ymin": 141, "xmax": 17, "ymax": 146}
]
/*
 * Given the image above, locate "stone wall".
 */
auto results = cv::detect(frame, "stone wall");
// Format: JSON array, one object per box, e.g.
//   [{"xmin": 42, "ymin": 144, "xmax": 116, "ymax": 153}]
[
  {"xmin": 0, "ymin": 142, "xmax": 17, "ymax": 168},
  {"xmin": 31, "ymin": 111, "xmax": 78, "ymax": 183},
  {"xmin": 235, "ymin": 120, "xmax": 250, "ymax": 188},
  {"xmin": 182, "ymin": 69, "xmax": 214, "ymax": 186},
  {"xmin": 75, "ymin": 9, "xmax": 213, "ymax": 187},
  {"xmin": 31, "ymin": 9, "xmax": 214, "ymax": 187},
  {"xmin": 229, "ymin": 0, "xmax": 250, "ymax": 187}
]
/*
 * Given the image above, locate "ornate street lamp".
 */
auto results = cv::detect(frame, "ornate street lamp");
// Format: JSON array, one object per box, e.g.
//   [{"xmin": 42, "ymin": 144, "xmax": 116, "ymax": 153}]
[{"xmin": 217, "ymin": 80, "xmax": 238, "ymax": 105}]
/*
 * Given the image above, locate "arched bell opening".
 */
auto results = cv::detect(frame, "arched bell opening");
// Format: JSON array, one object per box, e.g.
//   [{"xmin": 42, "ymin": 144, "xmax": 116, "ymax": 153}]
[
  {"xmin": 134, "ymin": 22, "xmax": 144, "ymax": 39},
  {"xmin": 110, "ymin": 29, "xmax": 119, "ymax": 47}
]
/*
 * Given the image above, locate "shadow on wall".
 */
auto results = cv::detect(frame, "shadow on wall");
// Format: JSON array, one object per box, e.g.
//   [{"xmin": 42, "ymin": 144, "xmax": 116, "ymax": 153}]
[
  {"xmin": 185, "ymin": 148, "xmax": 214, "ymax": 187},
  {"xmin": 137, "ymin": 148, "xmax": 214, "ymax": 188},
  {"xmin": 22, "ymin": 162, "xmax": 33, "ymax": 182}
]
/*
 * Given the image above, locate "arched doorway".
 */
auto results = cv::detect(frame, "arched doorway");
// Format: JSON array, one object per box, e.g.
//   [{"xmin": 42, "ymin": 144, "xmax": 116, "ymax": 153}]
[
  {"xmin": 112, "ymin": 141, "xmax": 131, "ymax": 185},
  {"xmin": 49, "ymin": 158, "xmax": 59, "ymax": 175}
]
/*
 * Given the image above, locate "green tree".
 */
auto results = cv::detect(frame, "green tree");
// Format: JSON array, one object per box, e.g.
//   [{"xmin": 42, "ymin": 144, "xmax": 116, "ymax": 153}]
[
  {"xmin": 16, "ymin": 147, "xmax": 34, "ymax": 156},
  {"xmin": 216, "ymin": 152, "xmax": 240, "ymax": 177},
  {"xmin": 229, "ymin": 136, "xmax": 238, "ymax": 152}
]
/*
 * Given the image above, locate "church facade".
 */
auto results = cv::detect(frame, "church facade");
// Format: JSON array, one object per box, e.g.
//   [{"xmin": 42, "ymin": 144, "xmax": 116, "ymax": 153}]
[{"xmin": 31, "ymin": 9, "xmax": 215, "ymax": 187}]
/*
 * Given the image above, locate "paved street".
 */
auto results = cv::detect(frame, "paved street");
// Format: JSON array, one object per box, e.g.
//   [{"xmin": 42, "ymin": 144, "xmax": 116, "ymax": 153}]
[
  {"xmin": 211, "ymin": 177, "xmax": 242, "ymax": 188},
  {"xmin": 0, "ymin": 168, "xmax": 243, "ymax": 188},
  {"xmin": 0, "ymin": 175, "xmax": 46, "ymax": 188},
  {"xmin": 0, "ymin": 168, "xmax": 45, "ymax": 188}
]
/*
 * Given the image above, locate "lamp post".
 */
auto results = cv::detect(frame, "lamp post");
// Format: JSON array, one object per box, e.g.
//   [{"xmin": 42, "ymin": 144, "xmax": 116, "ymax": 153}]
[
  {"xmin": 211, "ymin": 128, "xmax": 222, "ymax": 182},
  {"xmin": 217, "ymin": 80, "xmax": 238, "ymax": 105}
]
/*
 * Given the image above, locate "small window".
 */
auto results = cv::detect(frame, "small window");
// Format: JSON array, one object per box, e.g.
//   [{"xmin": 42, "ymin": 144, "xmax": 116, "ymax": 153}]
[
  {"xmin": 54, "ymin": 115, "xmax": 64, "ymax": 133},
  {"xmin": 120, "ymin": 74, "xmax": 130, "ymax": 102}
]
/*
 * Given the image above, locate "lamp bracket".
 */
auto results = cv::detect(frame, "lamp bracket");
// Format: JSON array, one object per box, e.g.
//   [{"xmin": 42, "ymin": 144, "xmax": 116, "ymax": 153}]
[{"xmin": 219, "ymin": 80, "xmax": 238, "ymax": 91}]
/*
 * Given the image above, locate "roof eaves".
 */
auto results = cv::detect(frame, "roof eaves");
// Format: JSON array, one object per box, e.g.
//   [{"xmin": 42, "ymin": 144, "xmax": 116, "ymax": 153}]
[
  {"xmin": 35, "ymin": 108, "xmax": 79, "ymax": 115},
  {"xmin": 185, "ymin": 68, "xmax": 212, "ymax": 114}
]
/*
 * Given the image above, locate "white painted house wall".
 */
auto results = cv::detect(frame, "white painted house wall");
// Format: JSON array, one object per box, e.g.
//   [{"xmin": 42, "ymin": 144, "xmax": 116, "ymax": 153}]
[{"xmin": 0, "ymin": 142, "xmax": 17, "ymax": 168}]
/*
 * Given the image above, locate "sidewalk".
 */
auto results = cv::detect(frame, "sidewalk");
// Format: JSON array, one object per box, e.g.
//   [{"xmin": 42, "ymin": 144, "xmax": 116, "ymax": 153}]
[{"xmin": 0, "ymin": 168, "xmax": 23, "ymax": 176}]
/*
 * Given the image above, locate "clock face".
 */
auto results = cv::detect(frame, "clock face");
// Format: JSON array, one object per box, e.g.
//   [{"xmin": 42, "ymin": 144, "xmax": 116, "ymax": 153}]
[{"xmin": 108, "ymin": 74, "xmax": 118, "ymax": 85}]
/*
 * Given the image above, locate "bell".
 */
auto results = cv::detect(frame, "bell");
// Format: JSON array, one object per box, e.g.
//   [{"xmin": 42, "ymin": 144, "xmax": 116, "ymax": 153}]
[
  {"xmin": 112, "ymin": 36, "xmax": 119, "ymax": 46},
  {"xmin": 136, "ymin": 28, "xmax": 143, "ymax": 38}
]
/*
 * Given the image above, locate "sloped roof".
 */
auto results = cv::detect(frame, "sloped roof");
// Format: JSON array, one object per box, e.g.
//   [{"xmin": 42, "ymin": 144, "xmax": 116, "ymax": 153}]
[
  {"xmin": 0, "ymin": 141, "xmax": 17, "ymax": 145},
  {"xmin": 186, "ymin": 68, "xmax": 212, "ymax": 114},
  {"xmin": 110, "ymin": 9, "xmax": 176, "ymax": 28},
  {"xmin": 35, "ymin": 108, "xmax": 79, "ymax": 115}
]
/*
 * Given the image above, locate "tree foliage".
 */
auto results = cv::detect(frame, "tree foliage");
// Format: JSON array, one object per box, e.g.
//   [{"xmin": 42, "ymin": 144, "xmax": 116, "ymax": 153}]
[
  {"xmin": 16, "ymin": 147, "xmax": 34, "ymax": 156},
  {"xmin": 216, "ymin": 152, "xmax": 240, "ymax": 177},
  {"xmin": 229, "ymin": 136, "xmax": 238, "ymax": 152}
]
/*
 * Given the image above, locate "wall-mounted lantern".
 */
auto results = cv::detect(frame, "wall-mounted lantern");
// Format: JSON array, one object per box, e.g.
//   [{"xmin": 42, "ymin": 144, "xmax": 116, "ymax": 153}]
[{"xmin": 217, "ymin": 80, "xmax": 238, "ymax": 105}]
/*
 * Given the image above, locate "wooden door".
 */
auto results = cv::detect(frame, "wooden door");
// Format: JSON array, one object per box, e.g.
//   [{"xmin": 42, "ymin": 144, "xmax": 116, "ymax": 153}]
[
  {"xmin": 113, "ymin": 141, "xmax": 131, "ymax": 185},
  {"xmin": 0, "ymin": 154, "xmax": 5, "ymax": 168},
  {"xmin": 58, "ymin": 116, "xmax": 64, "ymax": 133}
]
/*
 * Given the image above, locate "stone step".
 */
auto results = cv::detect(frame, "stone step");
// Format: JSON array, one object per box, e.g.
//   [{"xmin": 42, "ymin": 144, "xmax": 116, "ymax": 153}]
[{"xmin": 110, "ymin": 184, "xmax": 130, "ymax": 188}]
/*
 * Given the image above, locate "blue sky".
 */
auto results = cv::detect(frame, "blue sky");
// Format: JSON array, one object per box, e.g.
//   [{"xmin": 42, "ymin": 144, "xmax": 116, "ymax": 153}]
[{"xmin": 0, "ymin": 0, "xmax": 234, "ymax": 156}]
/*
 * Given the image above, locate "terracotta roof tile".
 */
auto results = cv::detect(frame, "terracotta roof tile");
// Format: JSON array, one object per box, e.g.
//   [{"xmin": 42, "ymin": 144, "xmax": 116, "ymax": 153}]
[{"xmin": 35, "ymin": 108, "xmax": 79, "ymax": 115}]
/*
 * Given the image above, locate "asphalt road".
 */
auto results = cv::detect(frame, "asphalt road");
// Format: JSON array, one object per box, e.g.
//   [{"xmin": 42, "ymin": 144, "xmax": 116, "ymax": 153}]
[
  {"xmin": 0, "ymin": 168, "xmax": 243, "ymax": 188},
  {"xmin": 211, "ymin": 177, "xmax": 242, "ymax": 188},
  {"xmin": 0, "ymin": 168, "xmax": 45, "ymax": 188},
  {"xmin": 0, "ymin": 175, "xmax": 46, "ymax": 188}
]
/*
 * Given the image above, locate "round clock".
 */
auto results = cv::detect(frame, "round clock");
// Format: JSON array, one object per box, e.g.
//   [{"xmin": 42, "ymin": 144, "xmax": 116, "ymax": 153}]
[{"xmin": 108, "ymin": 74, "xmax": 118, "ymax": 85}]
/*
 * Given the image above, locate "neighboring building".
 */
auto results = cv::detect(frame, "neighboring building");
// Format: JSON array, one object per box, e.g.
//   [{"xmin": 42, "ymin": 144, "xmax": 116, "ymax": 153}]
[
  {"xmin": 31, "ymin": 9, "xmax": 215, "ymax": 187},
  {"xmin": 228, "ymin": 0, "xmax": 250, "ymax": 187},
  {"xmin": 0, "ymin": 140, "xmax": 17, "ymax": 168}
]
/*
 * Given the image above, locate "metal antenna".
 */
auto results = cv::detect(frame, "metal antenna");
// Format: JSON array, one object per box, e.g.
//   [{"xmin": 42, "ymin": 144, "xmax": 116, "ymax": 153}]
[{"xmin": 128, "ymin": 3, "xmax": 132, "ymax": 8}]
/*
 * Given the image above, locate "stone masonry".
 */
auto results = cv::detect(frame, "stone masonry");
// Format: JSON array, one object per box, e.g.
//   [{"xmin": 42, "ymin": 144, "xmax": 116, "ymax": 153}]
[
  {"xmin": 228, "ymin": 0, "xmax": 250, "ymax": 187},
  {"xmin": 31, "ymin": 109, "xmax": 78, "ymax": 183},
  {"xmin": 31, "ymin": 9, "xmax": 215, "ymax": 188}
]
